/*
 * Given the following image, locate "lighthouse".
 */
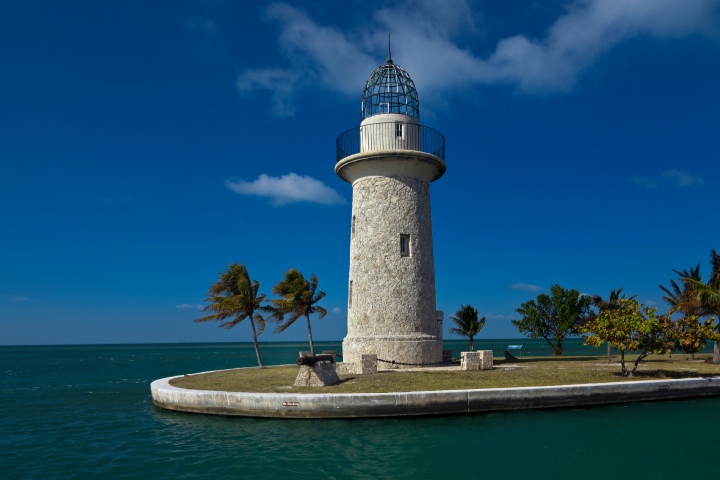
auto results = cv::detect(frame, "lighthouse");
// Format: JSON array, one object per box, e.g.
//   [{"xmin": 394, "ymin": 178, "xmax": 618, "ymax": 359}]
[{"xmin": 335, "ymin": 41, "xmax": 446, "ymax": 366}]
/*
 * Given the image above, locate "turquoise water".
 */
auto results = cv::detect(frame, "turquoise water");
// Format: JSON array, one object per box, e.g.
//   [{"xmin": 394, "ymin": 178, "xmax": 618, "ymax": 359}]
[{"xmin": 1, "ymin": 340, "xmax": 718, "ymax": 479}]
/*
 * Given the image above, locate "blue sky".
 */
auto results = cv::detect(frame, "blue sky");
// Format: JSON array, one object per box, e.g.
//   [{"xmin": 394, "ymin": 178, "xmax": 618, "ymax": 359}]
[{"xmin": 1, "ymin": 0, "xmax": 719, "ymax": 345}]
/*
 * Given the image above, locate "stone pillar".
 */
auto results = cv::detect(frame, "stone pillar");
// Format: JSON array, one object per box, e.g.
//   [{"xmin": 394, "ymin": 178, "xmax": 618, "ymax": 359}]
[
  {"xmin": 442, "ymin": 349, "xmax": 452, "ymax": 363},
  {"xmin": 360, "ymin": 354, "xmax": 378, "ymax": 374}
]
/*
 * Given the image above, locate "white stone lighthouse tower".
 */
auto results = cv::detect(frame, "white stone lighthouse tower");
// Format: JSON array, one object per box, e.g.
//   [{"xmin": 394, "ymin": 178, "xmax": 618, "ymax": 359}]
[{"xmin": 335, "ymin": 43, "xmax": 446, "ymax": 366}]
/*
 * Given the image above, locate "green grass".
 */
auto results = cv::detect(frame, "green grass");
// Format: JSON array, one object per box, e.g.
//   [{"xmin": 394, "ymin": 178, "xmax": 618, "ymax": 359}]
[{"xmin": 168, "ymin": 355, "xmax": 720, "ymax": 394}]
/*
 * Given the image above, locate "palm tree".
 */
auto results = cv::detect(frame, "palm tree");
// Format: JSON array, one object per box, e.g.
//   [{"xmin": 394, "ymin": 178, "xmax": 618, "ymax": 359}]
[
  {"xmin": 677, "ymin": 249, "xmax": 720, "ymax": 364},
  {"xmin": 591, "ymin": 287, "xmax": 636, "ymax": 363},
  {"xmin": 659, "ymin": 263, "xmax": 702, "ymax": 359},
  {"xmin": 194, "ymin": 263, "xmax": 269, "ymax": 367},
  {"xmin": 449, "ymin": 305, "xmax": 486, "ymax": 351},
  {"xmin": 271, "ymin": 269, "xmax": 327, "ymax": 355}
]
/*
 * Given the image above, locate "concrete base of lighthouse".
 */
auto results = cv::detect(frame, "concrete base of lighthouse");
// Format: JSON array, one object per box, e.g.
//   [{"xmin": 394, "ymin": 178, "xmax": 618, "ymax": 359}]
[{"xmin": 342, "ymin": 334, "xmax": 442, "ymax": 366}]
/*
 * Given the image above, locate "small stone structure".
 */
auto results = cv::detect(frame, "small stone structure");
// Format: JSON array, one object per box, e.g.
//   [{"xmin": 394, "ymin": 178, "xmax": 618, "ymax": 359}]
[
  {"xmin": 442, "ymin": 349, "xmax": 452, "ymax": 363},
  {"xmin": 335, "ymin": 354, "xmax": 378, "ymax": 375},
  {"xmin": 294, "ymin": 362, "xmax": 340, "ymax": 387},
  {"xmin": 294, "ymin": 351, "xmax": 340, "ymax": 387},
  {"xmin": 461, "ymin": 351, "xmax": 493, "ymax": 371},
  {"xmin": 361, "ymin": 354, "xmax": 378, "ymax": 374}
]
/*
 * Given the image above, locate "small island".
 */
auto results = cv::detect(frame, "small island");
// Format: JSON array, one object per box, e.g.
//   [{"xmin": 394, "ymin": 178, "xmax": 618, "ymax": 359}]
[{"xmin": 151, "ymin": 355, "xmax": 720, "ymax": 418}]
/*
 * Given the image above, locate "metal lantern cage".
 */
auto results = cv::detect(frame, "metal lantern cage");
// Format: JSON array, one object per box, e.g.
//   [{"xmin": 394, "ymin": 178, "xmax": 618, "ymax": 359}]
[{"xmin": 361, "ymin": 62, "xmax": 420, "ymax": 121}]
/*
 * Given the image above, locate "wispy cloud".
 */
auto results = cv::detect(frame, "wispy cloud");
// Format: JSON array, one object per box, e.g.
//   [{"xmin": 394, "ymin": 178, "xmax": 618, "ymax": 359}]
[
  {"xmin": 226, "ymin": 173, "xmax": 346, "ymax": 206},
  {"xmin": 237, "ymin": 68, "xmax": 303, "ymax": 117},
  {"xmin": 629, "ymin": 176, "xmax": 658, "ymax": 189},
  {"xmin": 509, "ymin": 283, "xmax": 543, "ymax": 292},
  {"xmin": 238, "ymin": 0, "xmax": 719, "ymax": 115},
  {"xmin": 631, "ymin": 169, "xmax": 704, "ymax": 189},
  {"xmin": 662, "ymin": 169, "xmax": 704, "ymax": 187},
  {"xmin": 10, "ymin": 296, "xmax": 29, "ymax": 302},
  {"xmin": 332, "ymin": 307, "xmax": 342, "ymax": 314},
  {"xmin": 175, "ymin": 303, "xmax": 203, "ymax": 310}
]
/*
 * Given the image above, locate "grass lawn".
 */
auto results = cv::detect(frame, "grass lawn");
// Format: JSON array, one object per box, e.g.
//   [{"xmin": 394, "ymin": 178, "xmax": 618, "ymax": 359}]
[{"xmin": 168, "ymin": 355, "xmax": 720, "ymax": 394}]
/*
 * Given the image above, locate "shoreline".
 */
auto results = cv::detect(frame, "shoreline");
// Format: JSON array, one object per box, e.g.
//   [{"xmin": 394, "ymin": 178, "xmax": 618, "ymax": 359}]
[{"xmin": 151, "ymin": 368, "xmax": 720, "ymax": 419}]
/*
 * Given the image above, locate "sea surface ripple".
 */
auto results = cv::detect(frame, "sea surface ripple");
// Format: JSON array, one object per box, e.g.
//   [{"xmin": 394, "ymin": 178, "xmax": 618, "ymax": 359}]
[{"xmin": 1, "ymin": 340, "xmax": 718, "ymax": 479}]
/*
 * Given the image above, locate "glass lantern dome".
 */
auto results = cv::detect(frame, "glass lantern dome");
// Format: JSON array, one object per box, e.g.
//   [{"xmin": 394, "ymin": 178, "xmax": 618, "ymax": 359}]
[{"xmin": 361, "ymin": 56, "xmax": 420, "ymax": 121}]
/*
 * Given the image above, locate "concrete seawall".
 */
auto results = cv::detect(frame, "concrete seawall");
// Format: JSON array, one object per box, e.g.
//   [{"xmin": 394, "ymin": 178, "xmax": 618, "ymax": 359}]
[{"xmin": 151, "ymin": 374, "xmax": 720, "ymax": 419}]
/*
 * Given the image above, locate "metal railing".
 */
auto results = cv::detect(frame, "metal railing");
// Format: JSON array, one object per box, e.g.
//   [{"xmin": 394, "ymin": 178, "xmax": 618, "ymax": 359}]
[{"xmin": 336, "ymin": 122, "xmax": 445, "ymax": 162}]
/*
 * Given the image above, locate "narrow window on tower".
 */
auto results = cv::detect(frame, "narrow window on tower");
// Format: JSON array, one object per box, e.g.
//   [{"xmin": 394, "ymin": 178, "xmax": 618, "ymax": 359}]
[
  {"xmin": 395, "ymin": 122, "xmax": 403, "ymax": 138},
  {"xmin": 352, "ymin": 215, "xmax": 356, "ymax": 238},
  {"xmin": 348, "ymin": 280, "xmax": 353, "ymax": 308},
  {"xmin": 400, "ymin": 234, "xmax": 410, "ymax": 257}
]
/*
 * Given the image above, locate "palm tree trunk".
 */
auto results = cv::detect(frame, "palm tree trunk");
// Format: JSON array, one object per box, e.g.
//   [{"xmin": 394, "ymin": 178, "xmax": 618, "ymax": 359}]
[
  {"xmin": 249, "ymin": 317, "xmax": 264, "ymax": 368},
  {"xmin": 714, "ymin": 340, "xmax": 720, "ymax": 365},
  {"xmin": 607, "ymin": 342, "xmax": 612, "ymax": 363},
  {"xmin": 306, "ymin": 313, "xmax": 315, "ymax": 356}
]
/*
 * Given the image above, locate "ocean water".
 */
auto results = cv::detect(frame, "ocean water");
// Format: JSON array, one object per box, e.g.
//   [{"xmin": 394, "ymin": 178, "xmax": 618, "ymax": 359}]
[{"xmin": 1, "ymin": 339, "xmax": 718, "ymax": 479}]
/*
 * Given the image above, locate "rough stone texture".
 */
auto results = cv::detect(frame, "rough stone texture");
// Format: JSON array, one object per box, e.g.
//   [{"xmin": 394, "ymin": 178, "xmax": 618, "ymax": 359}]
[
  {"xmin": 335, "ymin": 355, "xmax": 378, "ymax": 375},
  {"xmin": 361, "ymin": 354, "xmax": 378, "ymax": 374},
  {"xmin": 294, "ymin": 361, "xmax": 340, "ymax": 387},
  {"xmin": 335, "ymin": 362, "xmax": 355, "ymax": 375},
  {"xmin": 461, "ymin": 352, "xmax": 481, "ymax": 370},
  {"xmin": 461, "ymin": 351, "xmax": 493, "ymax": 370},
  {"xmin": 442, "ymin": 349, "xmax": 452, "ymax": 363},
  {"xmin": 342, "ymin": 174, "xmax": 442, "ymax": 366},
  {"xmin": 479, "ymin": 350, "xmax": 493, "ymax": 369}
]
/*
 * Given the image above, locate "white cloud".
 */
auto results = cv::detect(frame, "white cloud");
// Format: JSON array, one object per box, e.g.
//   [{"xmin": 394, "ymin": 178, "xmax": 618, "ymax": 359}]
[
  {"xmin": 236, "ymin": 68, "xmax": 302, "ymax": 117},
  {"xmin": 662, "ymin": 169, "xmax": 704, "ymax": 187},
  {"xmin": 10, "ymin": 296, "xmax": 28, "ymax": 302},
  {"xmin": 238, "ymin": 0, "xmax": 719, "ymax": 114},
  {"xmin": 175, "ymin": 303, "xmax": 203, "ymax": 310},
  {"xmin": 509, "ymin": 283, "xmax": 543, "ymax": 292},
  {"xmin": 332, "ymin": 307, "xmax": 342, "ymax": 314},
  {"xmin": 226, "ymin": 173, "xmax": 346, "ymax": 206}
]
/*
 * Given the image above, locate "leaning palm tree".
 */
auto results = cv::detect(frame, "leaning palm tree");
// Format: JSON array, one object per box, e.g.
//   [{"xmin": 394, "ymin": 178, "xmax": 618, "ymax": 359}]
[
  {"xmin": 591, "ymin": 287, "xmax": 636, "ymax": 362},
  {"xmin": 194, "ymin": 263, "xmax": 269, "ymax": 367},
  {"xmin": 677, "ymin": 249, "xmax": 720, "ymax": 364},
  {"xmin": 449, "ymin": 305, "xmax": 486, "ymax": 351},
  {"xmin": 659, "ymin": 263, "xmax": 702, "ymax": 359},
  {"xmin": 271, "ymin": 269, "xmax": 327, "ymax": 355}
]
